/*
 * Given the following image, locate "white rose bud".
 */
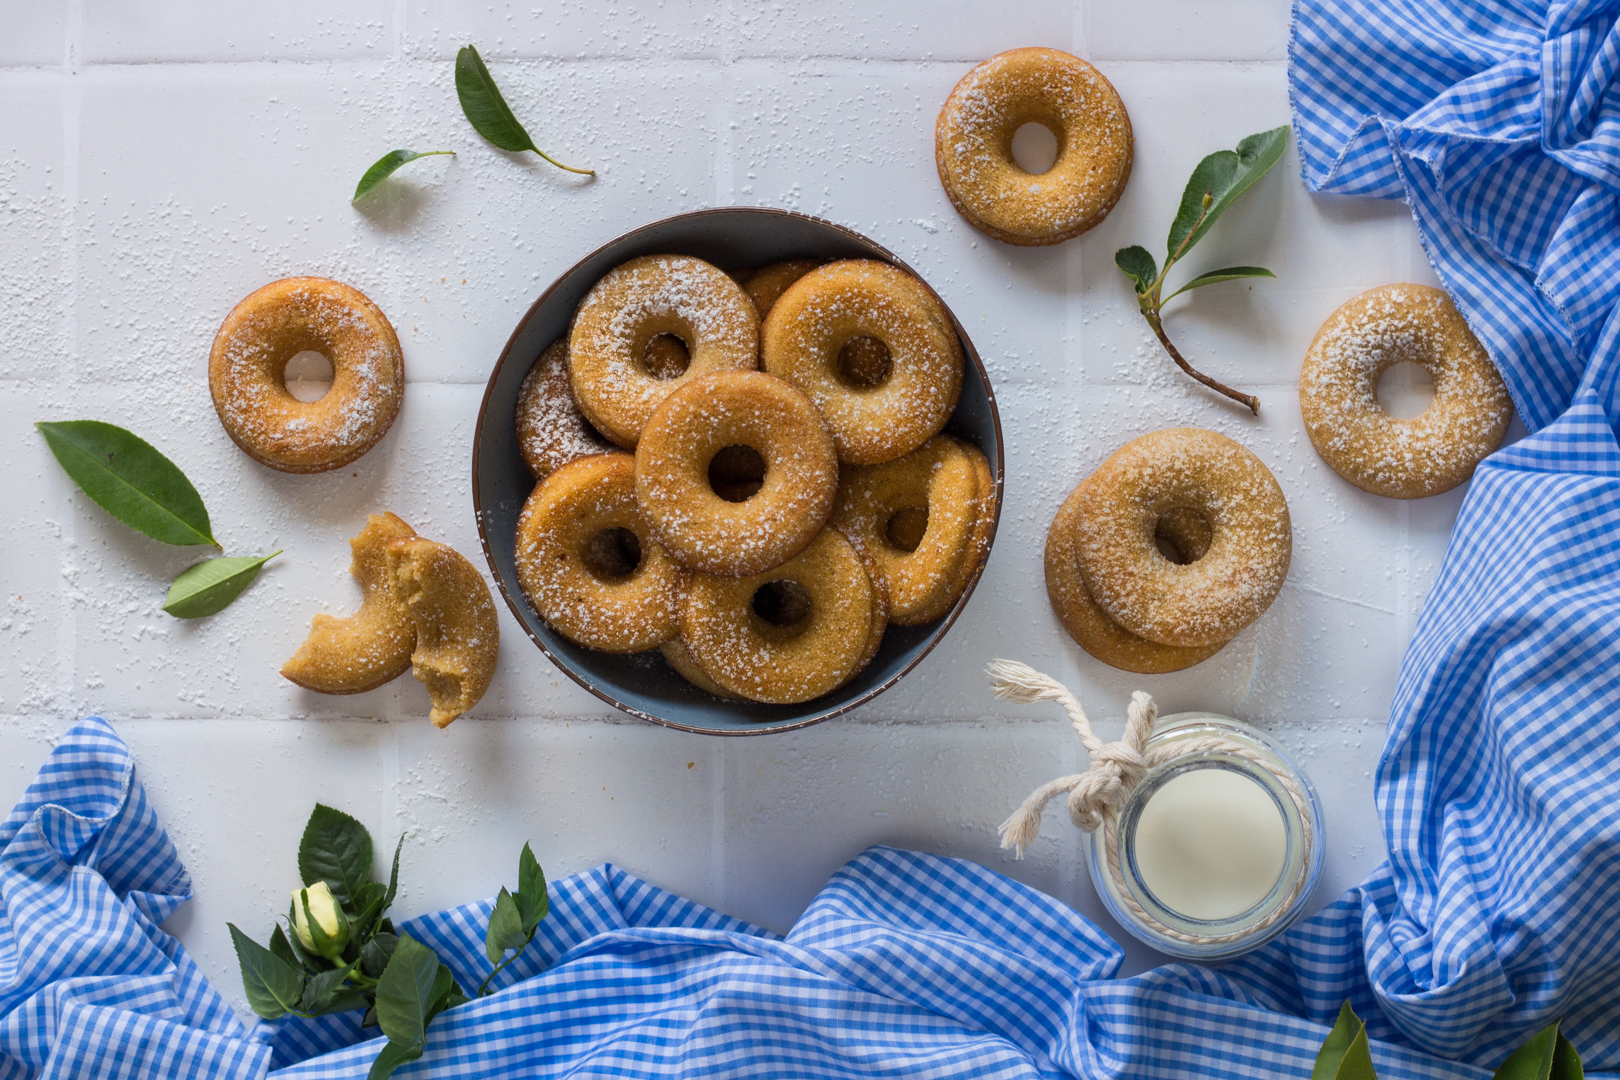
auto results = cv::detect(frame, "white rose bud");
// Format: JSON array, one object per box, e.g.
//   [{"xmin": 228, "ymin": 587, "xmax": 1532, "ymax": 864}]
[{"xmin": 291, "ymin": 881, "xmax": 348, "ymax": 960}]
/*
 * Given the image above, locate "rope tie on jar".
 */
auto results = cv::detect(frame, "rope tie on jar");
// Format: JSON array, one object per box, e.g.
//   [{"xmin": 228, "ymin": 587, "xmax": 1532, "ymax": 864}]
[{"xmin": 987, "ymin": 658, "xmax": 1313, "ymax": 946}]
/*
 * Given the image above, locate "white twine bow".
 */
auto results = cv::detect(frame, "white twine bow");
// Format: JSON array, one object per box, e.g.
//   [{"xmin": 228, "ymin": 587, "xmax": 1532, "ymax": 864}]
[{"xmin": 989, "ymin": 658, "xmax": 1160, "ymax": 856}]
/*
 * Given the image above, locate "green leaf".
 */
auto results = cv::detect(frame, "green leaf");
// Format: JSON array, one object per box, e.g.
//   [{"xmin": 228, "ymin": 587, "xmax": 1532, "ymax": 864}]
[
  {"xmin": 383, "ymin": 835, "xmax": 403, "ymax": 912},
  {"xmin": 1114, "ymin": 246, "xmax": 1158, "ymax": 295},
  {"xmin": 423, "ymin": 962, "xmax": 466, "ymax": 1027},
  {"xmin": 485, "ymin": 887, "xmax": 526, "ymax": 964},
  {"xmin": 300, "ymin": 961, "xmax": 360, "ymax": 1015},
  {"xmin": 299, "ymin": 803, "xmax": 375, "ymax": 904},
  {"xmin": 1493, "ymin": 1021, "xmax": 1584, "ymax": 1080},
  {"xmin": 1166, "ymin": 125, "xmax": 1289, "ymax": 261},
  {"xmin": 374, "ymin": 934, "xmax": 439, "ymax": 1049},
  {"xmin": 1164, "ymin": 265, "xmax": 1277, "ymax": 303},
  {"xmin": 1312, "ymin": 1001, "xmax": 1377, "ymax": 1080},
  {"xmin": 281, "ymin": 909, "xmax": 320, "ymax": 969},
  {"xmin": 362, "ymin": 932, "xmax": 399, "ymax": 979},
  {"xmin": 455, "ymin": 45, "xmax": 538, "ymax": 154},
  {"xmin": 516, "ymin": 842, "xmax": 548, "ymax": 935},
  {"xmin": 37, "ymin": 420, "xmax": 215, "ymax": 547},
  {"xmin": 229, "ymin": 923, "xmax": 306, "ymax": 1020},
  {"xmin": 353, "ymin": 149, "xmax": 455, "ymax": 203},
  {"xmin": 269, "ymin": 924, "xmax": 302, "ymax": 971},
  {"xmin": 162, "ymin": 552, "xmax": 279, "ymax": 619},
  {"xmin": 366, "ymin": 1038, "xmax": 424, "ymax": 1080},
  {"xmin": 454, "ymin": 44, "xmax": 593, "ymax": 175}
]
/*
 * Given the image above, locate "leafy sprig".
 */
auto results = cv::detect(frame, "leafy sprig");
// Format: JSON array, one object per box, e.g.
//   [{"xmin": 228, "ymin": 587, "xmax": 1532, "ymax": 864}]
[
  {"xmin": 36, "ymin": 420, "xmax": 275, "ymax": 618},
  {"xmin": 455, "ymin": 44, "xmax": 594, "ymax": 175},
  {"xmin": 1115, "ymin": 126, "xmax": 1288, "ymax": 415},
  {"xmin": 353, "ymin": 150, "xmax": 455, "ymax": 203},
  {"xmin": 1310, "ymin": 1001, "xmax": 1584, "ymax": 1080},
  {"xmin": 229, "ymin": 804, "xmax": 551, "ymax": 1080}
]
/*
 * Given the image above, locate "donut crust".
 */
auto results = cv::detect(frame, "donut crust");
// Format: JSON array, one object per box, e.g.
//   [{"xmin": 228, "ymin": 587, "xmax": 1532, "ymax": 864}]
[
  {"xmin": 516, "ymin": 453, "xmax": 683, "ymax": 653},
  {"xmin": 516, "ymin": 338, "xmax": 614, "ymax": 479},
  {"xmin": 680, "ymin": 529, "xmax": 878, "ymax": 704},
  {"xmin": 1300, "ymin": 284, "xmax": 1512, "ymax": 499},
  {"xmin": 763, "ymin": 260, "xmax": 963, "ymax": 464},
  {"xmin": 209, "ymin": 277, "xmax": 404, "ymax": 473},
  {"xmin": 281, "ymin": 512, "xmax": 419, "ymax": 694},
  {"xmin": 1045, "ymin": 482, "xmax": 1225, "ymax": 674},
  {"xmin": 387, "ymin": 538, "xmax": 500, "ymax": 728},
  {"xmin": 830, "ymin": 436, "xmax": 988, "ymax": 625},
  {"xmin": 660, "ymin": 637, "xmax": 741, "ymax": 700},
  {"xmin": 635, "ymin": 370, "xmax": 838, "ymax": 576},
  {"xmin": 568, "ymin": 254, "xmax": 759, "ymax": 448},
  {"xmin": 935, "ymin": 48, "xmax": 1133, "ymax": 246},
  {"xmin": 1076, "ymin": 429, "xmax": 1291, "ymax": 648},
  {"xmin": 739, "ymin": 259, "xmax": 824, "ymax": 318}
]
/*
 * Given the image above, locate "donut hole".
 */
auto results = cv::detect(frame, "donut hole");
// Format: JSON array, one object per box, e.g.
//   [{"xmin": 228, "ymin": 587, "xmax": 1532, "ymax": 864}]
[
  {"xmin": 582, "ymin": 527, "xmax": 643, "ymax": 581},
  {"xmin": 1010, "ymin": 121, "xmax": 1061, "ymax": 175},
  {"xmin": 752, "ymin": 579, "xmax": 813, "ymax": 635},
  {"xmin": 708, "ymin": 444, "xmax": 766, "ymax": 502},
  {"xmin": 886, "ymin": 505, "xmax": 929, "ymax": 552},
  {"xmin": 837, "ymin": 335, "xmax": 893, "ymax": 388},
  {"xmin": 1153, "ymin": 508, "xmax": 1214, "ymax": 565},
  {"xmin": 283, "ymin": 350, "xmax": 334, "ymax": 403},
  {"xmin": 642, "ymin": 333, "xmax": 691, "ymax": 380},
  {"xmin": 1376, "ymin": 361, "xmax": 1435, "ymax": 420}
]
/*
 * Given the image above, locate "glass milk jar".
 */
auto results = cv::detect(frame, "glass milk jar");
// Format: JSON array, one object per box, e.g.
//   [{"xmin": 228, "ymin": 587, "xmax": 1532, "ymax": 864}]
[{"xmin": 1082, "ymin": 712, "xmax": 1325, "ymax": 960}]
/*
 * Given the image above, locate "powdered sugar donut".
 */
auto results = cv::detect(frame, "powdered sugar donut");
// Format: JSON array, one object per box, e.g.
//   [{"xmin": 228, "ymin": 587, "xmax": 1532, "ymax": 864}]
[
  {"xmin": 568, "ymin": 254, "xmax": 759, "ymax": 448},
  {"xmin": 515, "ymin": 337, "xmax": 613, "ymax": 479},
  {"xmin": 1075, "ymin": 429, "xmax": 1291, "ymax": 648},
  {"xmin": 763, "ymin": 260, "xmax": 962, "ymax": 464},
  {"xmin": 935, "ymin": 48, "xmax": 1133, "ymax": 246},
  {"xmin": 209, "ymin": 277, "xmax": 404, "ymax": 473},
  {"xmin": 1300, "ymin": 284, "xmax": 1512, "ymax": 499}
]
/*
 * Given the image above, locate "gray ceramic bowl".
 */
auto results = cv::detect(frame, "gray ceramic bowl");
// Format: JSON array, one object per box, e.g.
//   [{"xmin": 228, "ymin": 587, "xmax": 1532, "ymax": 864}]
[{"xmin": 473, "ymin": 208, "xmax": 1003, "ymax": 735}]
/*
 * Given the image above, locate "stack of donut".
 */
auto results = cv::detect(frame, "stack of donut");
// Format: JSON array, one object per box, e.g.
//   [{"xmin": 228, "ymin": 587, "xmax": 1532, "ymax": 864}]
[
  {"xmin": 512, "ymin": 254, "xmax": 995, "ymax": 705},
  {"xmin": 1045, "ymin": 429, "xmax": 1292, "ymax": 674}
]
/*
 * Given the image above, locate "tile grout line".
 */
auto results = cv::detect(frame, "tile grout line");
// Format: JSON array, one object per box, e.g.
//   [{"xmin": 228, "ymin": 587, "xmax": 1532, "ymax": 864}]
[{"xmin": 56, "ymin": 0, "xmax": 84, "ymax": 719}]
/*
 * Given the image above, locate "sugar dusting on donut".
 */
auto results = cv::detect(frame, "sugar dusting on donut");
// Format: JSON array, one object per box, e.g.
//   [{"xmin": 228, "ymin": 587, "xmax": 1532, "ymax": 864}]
[
  {"xmin": 209, "ymin": 277, "xmax": 403, "ymax": 473},
  {"xmin": 1300, "ymin": 283, "xmax": 1513, "ymax": 499},
  {"xmin": 1076, "ymin": 428, "xmax": 1291, "ymax": 649},
  {"xmin": 936, "ymin": 48, "xmax": 1133, "ymax": 245},
  {"xmin": 515, "ymin": 338, "xmax": 613, "ymax": 478}
]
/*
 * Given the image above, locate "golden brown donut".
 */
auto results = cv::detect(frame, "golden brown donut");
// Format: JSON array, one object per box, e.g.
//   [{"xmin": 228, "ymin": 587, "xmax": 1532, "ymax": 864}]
[
  {"xmin": 635, "ymin": 370, "xmax": 838, "ymax": 576},
  {"xmin": 935, "ymin": 48, "xmax": 1133, "ymax": 246},
  {"xmin": 908, "ymin": 439, "xmax": 996, "ymax": 625},
  {"xmin": 515, "ymin": 338, "xmax": 613, "ymax": 479},
  {"xmin": 1075, "ymin": 429, "xmax": 1291, "ymax": 648},
  {"xmin": 763, "ymin": 260, "xmax": 963, "ymax": 464},
  {"xmin": 830, "ymin": 436, "xmax": 988, "ymax": 625},
  {"xmin": 209, "ymin": 277, "xmax": 404, "ymax": 473},
  {"xmin": 515, "ymin": 453, "xmax": 682, "ymax": 653},
  {"xmin": 281, "ymin": 512, "xmax": 418, "ymax": 693},
  {"xmin": 660, "ymin": 637, "xmax": 741, "ymax": 699},
  {"xmin": 739, "ymin": 259, "xmax": 824, "ymax": 318},
  {"xmin": 1300, "ymin": 284, "xmax": 1513, "ymax": 499},
  {"xmin": 568, "ymin": 255, "xmax": 759, "ymax": 448},
  {"xmin": 680, "ymin": 528, "xmax": 879, "ymax": 704},
  {"xmin": 1045, "ymin": 481, "xmax": 1225, "ymax": 674},
  {"xmin": 387, "ymin": 537, "xmax": 500, "ymax": 728}
]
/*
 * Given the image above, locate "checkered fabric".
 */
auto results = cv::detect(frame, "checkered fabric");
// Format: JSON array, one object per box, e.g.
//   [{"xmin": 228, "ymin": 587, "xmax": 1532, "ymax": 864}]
[{"xmin": 1290, "ymin": 0, "xmax": 1620, "ymax": 431}]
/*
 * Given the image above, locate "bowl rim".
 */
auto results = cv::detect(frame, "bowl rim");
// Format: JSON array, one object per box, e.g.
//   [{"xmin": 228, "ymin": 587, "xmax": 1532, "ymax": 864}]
[{"xmin": 472, "ymin": 206, "xmax": 1005, "ymax": 736}]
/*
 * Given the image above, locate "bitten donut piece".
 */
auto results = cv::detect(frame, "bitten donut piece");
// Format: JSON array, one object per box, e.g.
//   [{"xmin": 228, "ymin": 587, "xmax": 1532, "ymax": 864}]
[
  {"xmin": 387, "ymin": 538, "xmax": 500, "ymax": 728},
  {"xmin": 515, "ymin": 453, "xmax": 683, "ymax": 653},
  {"xmin": 209, "ymin": 277, "xmax": 405, "ymax": 473},
  {"xmin": 568, "ymin": 254, "xmax": 759, "ymax": 448},
  {"xmin": 1076, "ymin": 428, "xmax": 1291, "ymax": 648},
  {"xmin": 515, "ymin": 338, "xmax": 613, "ymax": 479},
  {"xmin": 1300, "ymin": 284, "xmax": 1513, "ymax": 499},
  {"xmin": 1045, "ymin": 481, "xmax": 1225, "ymax": 674},
  {"xmin": 635, "ymin": 370, "xmax": 838, "ymax": 576},
  {"xmin": 763, "ymin": 260, "xmax": 963, "ymax": 464},
  {"xmin": 830, "ymin": 436, "xmax": 988, "ymax": 625},
  {"xmin": 739, "ymin": 259, "xmax": 824, "ymax": 318},
  {"xmin": 281, "ymin": 512, "xmax": 419, "ymax": 693},
  {"xmin": 680, "ymin": 529, "xmax": 879, "ymax": 704},
  {"xmin": 935, "ymin": 48, "xmax": 1133, "ymax": 246}
]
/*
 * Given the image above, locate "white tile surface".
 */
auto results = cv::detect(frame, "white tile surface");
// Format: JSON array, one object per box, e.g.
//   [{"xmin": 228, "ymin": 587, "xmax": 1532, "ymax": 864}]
[{"xmin": 0, "ymin": 0, "xmax": 1476, "ymax": 1014}]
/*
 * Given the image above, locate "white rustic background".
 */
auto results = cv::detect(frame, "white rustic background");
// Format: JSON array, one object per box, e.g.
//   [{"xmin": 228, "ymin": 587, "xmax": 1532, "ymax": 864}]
[{"xmin": 0, "ymin": 0, "xmax": 1503, "ymax": 1020}]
